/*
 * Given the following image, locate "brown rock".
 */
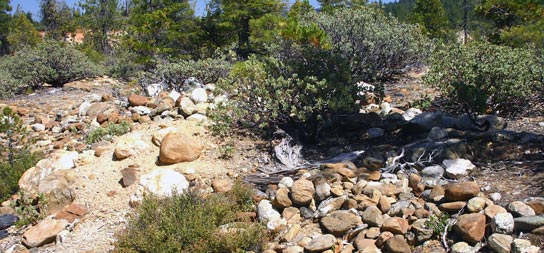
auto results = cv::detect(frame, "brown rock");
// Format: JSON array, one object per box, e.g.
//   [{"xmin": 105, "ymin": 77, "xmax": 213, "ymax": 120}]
[
  {"xmin": 385, "ymin": 235, "xmax": 412, "ymax": 253},
  {"xmin": 439, "ymin": 201, "xmax": 467, "ymax": 212},
  {"xmin": 454, "ymin": 213, "xmax": 486, "ymax": 244},
  {"xmin": 444, "ymin": 182, "xmax": 479, "ymax": 201},
  {"xmin": 212, "ymin": 179, "xmax": 232, "ymax": 193},
  {"xmin": 159, "ymin": 132, "xmax": 202, "ymax": 164},
  {"xmin": 375, "ymin": 231, "xmax": 394, "ymax": 247},
  {"xmin": 362, "ymin": 205, "xmax": 383, "ymax": 227},
  {"xmin": 379, "ymin": 196, "xmax": 391, "ymax": 213},
  {"xmin": 17, "ymin": 107, "xmax": 30, "ymax": 116},
  {"xmin": 321, "ymin": 211, "xmax": 362, "ymax": 236},
  {"xmin": 484, "ymin": 205, "xmax": 508, "ymax": 219},
  {"xmin": 128, "ymin": 94, "xmax": 149, "ymax": 106},
  {"xmin": 282, "ymin": 207, "xmax": 301, "ymax": 224},
  {"xmin": 354, "ymin": 237, "xmax": 377, "ymax": 251},
  {"xmin": 23, "ymin": 217, "xmax": 69, "ymax": 248},
  {"xmin": 305, "ymin": 234, "xmax": 337, "ymax": 253},
  {"xmin": 55, "ymin": 203, "xmax": 88, "ymax": 223},
  {"xmin": 121, "ymin": 166, "xmax": 139, "ymax": 187},
  {"xmin": 382, "ymin": 217, "xmax": 409, "ymax": 234},
  {"xmin": 526, "ymin": 200, "xmax": 544, "ymax": 215},
  {"xmin": 274, "ymin": 187, "xmax": 292, "ymax": 208},
  {"xmin": 114, "ymin": 133, "xmax": 149, "ymax": 160},
  {"xmin": 87, "ymin": 102, "xmax": 112, "ymax": 119},
  {"xmin": 291, "ymin": 178, "xmax": 315, "ymax": 206}
]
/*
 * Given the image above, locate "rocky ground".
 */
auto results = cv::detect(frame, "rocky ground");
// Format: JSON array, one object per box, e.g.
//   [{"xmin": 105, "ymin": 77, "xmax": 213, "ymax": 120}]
[{"xmin": 0, "ymin": 75, "xmax": 542, "ymax": 253}]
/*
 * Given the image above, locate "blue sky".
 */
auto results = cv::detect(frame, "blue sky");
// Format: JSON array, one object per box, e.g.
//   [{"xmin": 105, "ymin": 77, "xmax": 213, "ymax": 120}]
[{"xmin": 10, "ymin": 0, "xmax": 393, "ymax": 20}]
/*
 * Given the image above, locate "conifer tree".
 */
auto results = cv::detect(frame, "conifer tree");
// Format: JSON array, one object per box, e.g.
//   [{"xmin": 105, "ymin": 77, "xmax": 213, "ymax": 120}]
[
  {"xmin": 0, "ymin": 0, "xmax": 12, "ymax": 55},
  {"xmin": 79, "ymin": 0, "xmax": 122, "ymax": 55},
  {"xmin": 411, "ymin": 0, "xmax": 449, "ymax": 39},
  {"xmin": 7, "ymin": 6, "xmax": 41, "ymax": 51}
]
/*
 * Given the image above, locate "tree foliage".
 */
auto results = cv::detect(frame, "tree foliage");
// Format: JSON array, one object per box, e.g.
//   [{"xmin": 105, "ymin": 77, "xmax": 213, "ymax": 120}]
[
  {"xmin": 7, "ymin": 6, "xmax": 41, "ymax": 51},
  {"xmin": 0, "ymin": 0, "xmax": 12, "ymax": 55},
  {"xmin": 79, "ymin": 0, "xmax": 123, "ymax": 55},
  {"xmin": 125, "ymin": 0, "xmax": 198, "ymax": 67},
  {"xmin": 411, "ymin": 0, "xmax": 449, "ymax": 39},
  {"xmin": 40, "ymin": 0, "xmax": 78, "ymax": 40}
]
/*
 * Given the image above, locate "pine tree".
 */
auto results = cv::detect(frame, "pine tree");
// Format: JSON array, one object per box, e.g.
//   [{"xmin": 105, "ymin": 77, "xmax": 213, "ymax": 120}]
[
  {"xmin": 40, "ymin": 0, "xmax": 77, "ymax": 40},
  {"xmin": 125, "ymin": 0, "xmax": 197, "ymax": 66},
  {"xmin": 7, "ymin": 6, "xmax": 41, "ymax": 51},
  {"xmin": 79, "ymin": 0, "xmax": 122, "ymax": 55},
  {"xmin": 318, "ymin": 0, "xmax": 367, "ymax": 13},
  {"xmin": 0, "ymin": 0, "xmax": 12, "ymax": 55},
  {"xmin": 221, "ymin": 0, "xmax": 285, "ymax": 58},
  {"xmin": 411, "ymin": 0, "xmax": 449, "ymax": 39}
]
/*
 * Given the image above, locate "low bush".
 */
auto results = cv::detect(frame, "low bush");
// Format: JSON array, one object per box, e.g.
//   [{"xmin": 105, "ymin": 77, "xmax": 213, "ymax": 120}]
[
  {"xmin": 85, "ymin": 121, "xmax": 131, "ymax": 144},
  {"xmin": 12, "ymin": 191, "xmax": 48, "ymax": 227},
  {"xmin": 0, "ymin": 40, "xmax": 103, "ymax": 96},
  {"xmin": 114, "ymin": 182, "xmax": 267, "ymax": 253},
  {"xmin": 138, "ymin": 52, "xmax": 233, "ymax": 92},
  {"xmin": 308, "ymin": 6, "xmax": 431, "ymax": 81},
  {"xmin": 424, "ymin": 41, "xmax": 543, "ymax": 115}
]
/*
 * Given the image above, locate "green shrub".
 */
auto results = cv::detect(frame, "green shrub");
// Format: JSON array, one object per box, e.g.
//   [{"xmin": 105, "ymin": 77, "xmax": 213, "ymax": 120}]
[
  {"xmin": 103, "ymin": 48, "xmax": 143, "ymax": 81},
  {"xmin": 0, "ymin": 107, "xmax": 42, "ymax": 201},
  {"xmin": 114, "ymin": 182, "xmax": 267, "ymax": 253},
  {"xmin": 424, "ymin": 41, "xmax": 543, "ymax": 114},
  {"xmin": 12, "ymin": 191, "xmax": 48, "ymax": 227},
  {"xmin": 85, "ymin": 121, "xmax": 131, "ymax": 144},
  {"xmin": 211, "ymin": 55, "xmax": 356, "ymax": 140},
  {"xmin": 0, "ymin": 66, "xmax": 24, "ymax": 98},
  {"xmin": 307, "ymin": 6, "xmax": 431, "ymax": 81},
  {"xmin": 140, "ymin": 52, "xmax": 234, "ymax": 92},
  {"xmin": 0, "ymin": 40, "xmax": 103, "ymax": 94}
]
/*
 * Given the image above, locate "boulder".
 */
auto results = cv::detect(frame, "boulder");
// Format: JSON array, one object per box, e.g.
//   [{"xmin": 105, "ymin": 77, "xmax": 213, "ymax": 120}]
[
  {"xmin": 443, "ymin": 159, "xmax": 475, "ymax": 179},
  {"xmin": 87, "ymin": 102, "xmax": 112, "ymax": 119},
  {"xmin": 178, "ymin": 97, "xmax": 197, "ymax": 117},
  {"xmin": 19, "ymin": 151, "xmax": 78, "ymax": 194},
  {"xmin": 321, "ymin": 210, "xmax": 362, "ymax": 236},
  {"xmin": 0, "ymin": 214, "xmax": 17, "ymax": 230},
  {"xmin": 304, "ymin": 234, "xmax": 336, "ymax": 253},
  {"xmin": 151, "ymin": 127, "xmax": 178, "ymax": 146},
  {"xmin": 491, "ymin": 212, "xmax": 514, "ymax": 234},
  {"xmin": 38, "ymin": 170, "xmax": 77, "ymax": 215},
  {"xmin": 443, "ymin": 182, "xmax": 479, "ymax": 201},
  {"xmin": 273, "ymin": 187, "xmax": 292, "ymax": 208},
  {"xmin": 488, "ymin": 233, "xmax": 512, "ymax": 253},
  {"xmin": 54, "ymin": 203, "xmax": 88, "ymax": 223},
  {"xmin": 121, "ymin": 165, "xmax": 139, "ymax": 187},
  {"xmin": 139, "ymin": 168, "xmax": 189, "ymax": 197},
  {"xmin": 384, "ymin": 235, "xmax": 411, "ymax": 253},
  {"xmin": 22, "ymin": 217, "xmax": 68, "ymax": 248},
  {"xmin": 421, "ymin": 165, "xmax": 445, "ymax": 178},
  {"xmin": 114, "ymin": 133, "xmax": 150, "ymax": 160},
  {"xmin": 211, "ymin": 178, "xmax": 232, "ymax": 193},
  {"xmin": 257, "ymin": 200, "xmax": 285, "ymax": 230},
  {"xmin": 159, "ymin": 132, "xmax": 202, "ymax": 164},
  {"xmin": 382, "ymin": 217, "xmax": 409, "ymax": 234},
  {"xmin": 507, "ymin": 201, "xmax": 536, "ymax": 217},
  {"xmin": 514, "ymin": 215, "xmax": 544, "ymax": 232},
  {"xmin": 362, "ymin": 206, "xmax": 384, "ymax": 227},
  {"xmin": 190, "ymin": 88, "xmax": 208, "ymax": 104},
  {"xmin": 291, "ymin": 178, "xmax": 315, "ymax": 206},
  {"xmin": 454, "ymin": 213, "xmax": 486, "ymax": 244},
  {"xmin": 467, "ymin": 197, "xmax": 486, "ymax": 213}
]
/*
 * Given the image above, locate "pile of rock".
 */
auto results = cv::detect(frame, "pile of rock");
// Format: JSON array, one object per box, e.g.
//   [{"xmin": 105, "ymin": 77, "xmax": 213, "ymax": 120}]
[{"xmin": 253, "ymin": 161, "xmax": 542, "ymax": 253}]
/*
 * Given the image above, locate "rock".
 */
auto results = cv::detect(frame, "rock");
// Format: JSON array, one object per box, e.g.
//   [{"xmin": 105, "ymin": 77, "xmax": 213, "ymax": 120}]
[
  {"xmin": 485, "ymin": 205, "xmax": 508, "ymax": 219},
  {"xmin": 54, "ymin": 203, "xmax": 88, "ymax": 223},
  {"xmin": 512, "ymin": 238, "xmax": 540, "ymax": 253},
  {"xmin": 279, "ymin": 177, "xmax": 294, "ymax": 189},
  {"xmin": 367, "ymin": 128, "xmax": 384, "ymax": 138},
  {"xmin": 178, "ymin": 97, "xmax": 197, "ymax": 116},
  {"xmin": 354, "ymin": 237, "xmax": 378, "ymax": 251},
  {"xmin": 439, "ymin": 201, "xmax": 467, "ymax": 212},
  {"xmin": 283, "ymin": 207, "xmax": 301, "ymax": 224},
  {"xmin": 139, "ymin": 168, "xmax": 189, "ymax": 197},
  {"xmin": 19, "ymin": 150, "xmax": 78, "ymax": 193},
  {"xmin": 384, "ymin": 235, "xmax": 411, "ymax": 253},
  {"xmin": 212, "ymin": 179, "xmax": 232, "ymax": 193},
  {"xmin": 316, "ymin": 196, "xmax": 346, "ymax": 217},
  {"xmin": 514, "ymin": 215, "xmax": 544, "ymax": 232},
  {"xmin": 375, "ymin": 231, "xmax": 394, "ymax": 248},
  {"xmin": 146, "ymin": 83, "xmax": 163, "ymax": 97},
  {"xmin": 273, "ymin": 188, "xmax": 292, "ymax": 208},
  {"xmin": 159, "ymin": 132, "xmax": 202, "ymax": 164},
  {"xmin": 443, "ymin": 159, "xmax": 475, "ymax": 179},
  {"xmin": 467, "ymin": 197, "xmax": 486, "ymax": 213},
  {"xmin": 402, "ymin": 108, "xmax": 422, "ymax": 121},
  {"xmin": 454, "ymin": 213, "xmax": 486, "ymax": 244},
  {"xmin": 195, "ymin": 103, "xmax": 211, "ymax": 115},
  {"xmin": 191, "ymin": 88, "xmax": 208, "ymax": 104},
  {"xmin": 22, "ymin": 217, "xmax": 69, "ymax": 248},
  {"xmin": 491, "ymin": 212, "xmax": 514, "ymax": 234},
  {"xmin": 38, "ymin": 170, "xmax": 77, "ymax": 215},
  {"xmin": 151, "ymin": 127, "xmax": 178, "ymax": 146},
  {"xmin": 382, "ymin": 217, "xmax": 409, "ymax": 234},
  {"xmin": 284, "ymin": 245, "xmax": 304, "ymax": 253},
  {"xmin": 411, "ymin": 219, "xmax": 433, "ymax": 243},
  {"xmin": 131, "ymin": 106, "xmax": 151, "ymax": 115},
  {"xmin": 114, "ymin": 133, "xmax": 150, "ymax": 160},
  {"xmin": 168, "ymin": 90, "xmax": 181, "ymax": 102},
  {"xmin": 443, "ymin": 182, "xmax": 479, "ymax": 201},
  {"xmin": 525, "ymin": 198, "xmax": 544, "ymax": 215},
  {"xmin": 451, "ymin": 242, "xmax": 478, "ymax": 253},
  {"xmin": 405, "ymin": 111, "xmax": 442, "ymax": 133},
  {"xmin": 0, "ymin": 214, "xmax": 17, "ymax": 230},
  {"xmin": 421, "ymin": 165, "xmax": 445, "ymax": 178},
  {"xmin": 121, "ymin": 165, "xmax": 139, "ymax": 187},
  {"xmin": 488, "ymin": 233, "xmax": 512, "ymax": 253},
  {"xmin": 87, "ymin": 102, "xmax": 112, "ymax": 119},
  {"xmin": 305, "ymin": 234, "xmax": 336, "ymax": 253},
  {"xmin": 507, "ymin": 201, "xmax": 536, "ymax": 217},
  {"xmin": 257, "ymin": 200, "xmax": 285, "ymax": 230},
  {"xmin": 291, "ymin": 178, "xmax": 315, "ymax": 206},
  {"xmin": 362, "ymin": 206, "xmax": 383, "ymax": 227},
  {"xmin": 186, "ymin": 113, "xmax": 208, "ymax": 122},
  {"xmin": 84, "ymin": 93, "xmax": 102, "ymax": 103},
  {"xmin": 31, "ymin": 123, "xmax": 46, "ymax": 132},
  {"xmin": 321, "ymin": 210, "xmax": 362, "ymax": 236},
  {"xmin": 489, "ymin": 193, "xmax": 502, "ymax": 203}
]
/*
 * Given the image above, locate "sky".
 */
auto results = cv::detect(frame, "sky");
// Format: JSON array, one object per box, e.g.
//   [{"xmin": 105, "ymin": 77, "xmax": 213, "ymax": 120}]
[{"xmin": 9, "ymin": 0, "xmax": 393, "ymax": 20}]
